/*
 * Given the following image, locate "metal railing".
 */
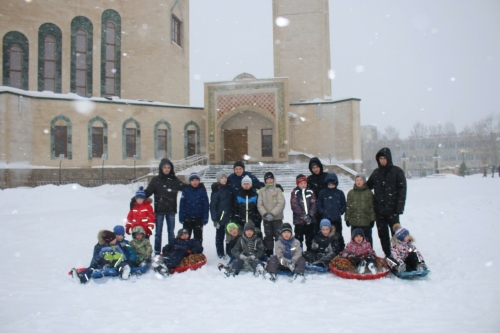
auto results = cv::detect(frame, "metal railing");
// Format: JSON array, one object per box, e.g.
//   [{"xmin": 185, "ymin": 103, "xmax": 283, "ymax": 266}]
[
  {"xmin": 36, "ymin": 181, "xmax": 80, "ymax": 186},
  {"xmin": 88, "ymin": 180, "xmax": 129, "ymax": 187},
  {"xmin": 149, "ymin": 154, "xmax": 210, "ymax": 174}
]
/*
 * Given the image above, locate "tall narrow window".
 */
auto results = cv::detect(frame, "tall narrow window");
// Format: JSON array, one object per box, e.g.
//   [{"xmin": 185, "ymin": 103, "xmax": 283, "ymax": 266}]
[
  {"xmin": 172, "ymin": 15, "xmax": 182, "ymax": 46},
  {"xmin": 55, "ymin": 125, "xmax": 68, "ymax": 157},
  {"xmin": 126, "ymin": 128, "xmax": 136, "ymax": 157},
  {"xmin": 101, "ymin": 9, "xmax": 121, "ymax": 97},
  {"xmin": 92, "ymin": 127, "xmax": 104, "ymax": 157},
  {"xmin": 43, "ymin": 36, "xmax": 56, "ymax": 91},
  {"xmin": 187, "ymin": 130, "xmax": 196, "ymax": 156},
  {"xmin": 76, "ymin": 29, "xmax": 87, "ymax": 97},
  {"xmin": 9, "ymin": 45, "xmax": 22, "ymax": 89},
  {"xmin": 105, "ymin": 22, "xmax": 116, "ymax": 96},
  {"xmin": 157, "ymin": 129, "xmax": 168, "ymax": 158},
  {"xmin": 262, "ymin": 129, "xmax": 273, "ymax": 157}
]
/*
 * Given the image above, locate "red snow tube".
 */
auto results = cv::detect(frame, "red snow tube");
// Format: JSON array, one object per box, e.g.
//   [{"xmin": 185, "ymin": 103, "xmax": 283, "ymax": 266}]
[
  {"xmin": 329, "ymin": 256, "xmax": 390, "ymax": 280},
  {"xmin": 169, "ymin": 253, "xmax": 207, "ymax": 274}
]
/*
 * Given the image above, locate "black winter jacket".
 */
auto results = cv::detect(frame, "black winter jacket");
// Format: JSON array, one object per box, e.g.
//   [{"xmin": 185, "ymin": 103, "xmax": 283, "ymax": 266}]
[
  {"xmin": 311, "ymin": 230, "xmax": 341, "ymax": 255},
  {"xmin": 233, "ymin": 188, "xmax": 261, "ymax": 226},
  {"xmin": 366, "ymin": 148, "xmax": 407, "ymax": 216},
  {"xmin": 231, "ymin": 233, "xmax": 265, "ymax": 260},
  {"xmin": 307, "ymin": 157, "xmax": 329, "ymax": 198},
  {"xmin": 210, "ymin": 183, "xmax": 233, "ymax": 226}
]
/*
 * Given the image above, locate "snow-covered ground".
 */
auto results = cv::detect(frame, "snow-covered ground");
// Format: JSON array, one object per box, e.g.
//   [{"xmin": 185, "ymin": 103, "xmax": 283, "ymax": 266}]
[{"xmin": 1, "ymin": 174, "xmax": 499, "ymax": 332}]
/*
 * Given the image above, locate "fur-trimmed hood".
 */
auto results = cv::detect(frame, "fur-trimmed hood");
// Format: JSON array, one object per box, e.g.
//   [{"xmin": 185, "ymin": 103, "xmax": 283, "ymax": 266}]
[{"xmin": 97, "ymin": 230, "xmax": 109, "ymax": 245}]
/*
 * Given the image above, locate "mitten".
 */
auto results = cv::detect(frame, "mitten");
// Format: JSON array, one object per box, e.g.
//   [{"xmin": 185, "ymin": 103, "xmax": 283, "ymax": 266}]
[
  {"xmin": 345, "ymin": 220, "xmax": 350, "ymax": 227},
  {"xmin": 214, "ymin": 222, "xmax": 220, "ymax": 229},
  {"xmin": 265, "ymin": 213, "xmax": 274, "ymax": 221},
  {"xmin": 286, "ymin": 261, "xmax": 295, "ymax": 272},
  {"xmin": 125, "ymin": 226, "xmax": 131, "ymax": 235},
  {"xmin": 239, "ymin": 254, "xmax": 248, "ymax": 261},
  {"xmin": 248, "ymin": 255, "xmax": 256, "ymax": 261},
  {"xmin": 311, "ymin": 242, "xmax": 319, "ymax": 250}
]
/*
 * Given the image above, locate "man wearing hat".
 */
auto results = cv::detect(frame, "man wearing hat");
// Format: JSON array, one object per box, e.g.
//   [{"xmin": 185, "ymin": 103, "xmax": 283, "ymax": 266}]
[{"xmin": 226, "ymin": 161, "xmax": 263, "ymax": 196}]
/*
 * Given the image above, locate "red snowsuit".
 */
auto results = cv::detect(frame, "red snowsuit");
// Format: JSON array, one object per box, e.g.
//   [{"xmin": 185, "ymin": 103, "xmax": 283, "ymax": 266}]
[{"xmin": 126, "ymin": 200, "xmax": 155, "ymax": 236}]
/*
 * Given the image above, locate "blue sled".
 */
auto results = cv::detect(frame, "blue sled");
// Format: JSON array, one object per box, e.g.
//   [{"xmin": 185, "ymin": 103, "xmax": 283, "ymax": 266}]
[
  {"xmin": 86, "ymin": 264, "xmax": 150, "ymax": 279},
  {"xmin": 393, "ymin": 269, "xmax": 430, "ymax": 279},
  {"xmin": 276, "ymin": 264, "xmax": 329, "ymax": 276}
]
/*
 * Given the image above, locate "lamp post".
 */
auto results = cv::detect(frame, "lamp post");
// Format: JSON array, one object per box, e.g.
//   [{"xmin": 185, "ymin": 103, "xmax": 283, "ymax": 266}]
[
  {"xmin": 328, "ymin": 152, "xmax": 332, "ymax": 164},
  {"xmin": 133, "ymin": 155, "xmax": 137, "ymax": 179},
  {"xmin": 101, "ymin": 153, "xmax": 107, "ymax": 183},
  {"xmin": 59, "ymin": 154, "xmax": 65, "ymax": 185}
]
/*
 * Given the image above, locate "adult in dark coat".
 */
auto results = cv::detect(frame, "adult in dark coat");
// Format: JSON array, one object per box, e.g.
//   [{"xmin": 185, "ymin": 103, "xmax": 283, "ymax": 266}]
[
  {"xmin": 307, "ymin": 157, "xmax": 329, "ymax": 232},
  {"xmin": 210, "ymin": 171, "xmax": 233, "ymax": 258},
  {"xmin": 492, "ymin": 165, "xmax": 496, "ymax": 178},
  {"xmin": 367, "ymin": 147, "xmax": 407, "ymax": 257},
  {"xmin": 142, "ymin": 158, "xmax": 188, "ymax": 254},
  {"xmin": 226, "ymin": 161, "xmax": 263, "ymax": 196}
]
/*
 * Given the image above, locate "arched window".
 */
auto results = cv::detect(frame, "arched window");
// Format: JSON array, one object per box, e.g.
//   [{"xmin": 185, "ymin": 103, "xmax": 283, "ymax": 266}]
[
  {"xmin": 101, "ymin": 9, "xmax": 121, "ymax": 97},
  {"xmin": 50, "ymin": 114, "xmax": 72, "ymax": 159},
  {"xmin": 2, "ymin": 31, "xmax": 29, "ymax": 90},
  {"xmin": 184, "ymin": 121, "xmax": 200, "ymax": 157},
  {"xmin": 38, "ymin": 23, "xmax": 62, "ymax": 92},
  {"xmin": 154, "ymin": 120, "xmax": 172, "ymax": 159},
  {"xmin": 122, "ymin": 118, "xmax": 141, "ymax": 160},
  {"xmin": 88, "ymin": 116, "xmax": 108, "ymax": 159},
  {"xmin": 71, "ymin": 16, "xmax": 93, "ymax": 97}
]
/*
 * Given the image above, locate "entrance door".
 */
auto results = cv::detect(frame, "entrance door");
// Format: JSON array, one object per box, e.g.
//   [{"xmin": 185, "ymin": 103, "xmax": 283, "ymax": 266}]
[{"xmin": 224, "ymin": 129, "xmax": 248, "ymax": 162}]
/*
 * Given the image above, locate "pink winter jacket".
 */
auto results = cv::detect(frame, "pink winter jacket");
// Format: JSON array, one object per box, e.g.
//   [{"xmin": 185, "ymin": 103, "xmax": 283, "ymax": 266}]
[
  {"xmin": 339, "ymin": 239, "xmax": 376, "ymax": 259},
  {"xmin": 388, "ymin": 241, "xmax": 425, "ymax": 268}
]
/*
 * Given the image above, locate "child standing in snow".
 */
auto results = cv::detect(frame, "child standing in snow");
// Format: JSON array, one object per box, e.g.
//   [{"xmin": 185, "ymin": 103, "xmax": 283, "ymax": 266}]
[
  {"xmin": 179, "ymin": 172, "xmax": 210, "ymax": 245},
  {"xmin": 290, "ymin": 174, "xmax": 317, "ymax": 251},
  {"xmin": 386, "ymin": 224, "xmax": 427, "ymax": 273},
  {"xmin": 266, "ymin": 223, "xmax": 306, "ymax": 282},
  {"xmin": 129, "ymin": 226, "xmax": 153, "ymax": 267},
  {"xmin": 71, "ymin": 230, "xmax": 131, "ymax": 283},
  {"xmin": 126, "ymin": 186, "xmax": 155, "ymax": 239},
  {"xmin": 233, "ymin": 176, "xmax": 261, "ymax": 230},
  {"xmin": 303, "ymin": 219, "xmax": 340, "ymax": 267},
  {"xmin": 317, "ymin": 173, "xmax": 346, "ymax": 250},
  {"xmin": 345, "ymin": 173, "xmax": 376, "ymax": 248},
  {"xmin": 339, "ymin": 228, "xmax": 378, "ymax": 274},
  {"xmin": 154, "ymin": 228, "xmax": 203, "ymax": 275},
  {"xmin": 257, "ymin": 171, "xmax": 286, "ymax": 257},
  {"xmin": 220, "ymin": 221, "xmax": 266, "ymax": 277},
  {"xmin": 114, "ymin": 225, "xmax": 137, "ymax": 265},
  {"xmin": 210, "ymin": 171, "xmax": 233, "ymax": 259}
]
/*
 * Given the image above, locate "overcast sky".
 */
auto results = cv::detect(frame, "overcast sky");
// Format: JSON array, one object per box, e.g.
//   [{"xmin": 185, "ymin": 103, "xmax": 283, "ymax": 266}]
[{"xmin": 190, "ymin": 0, "xmax": 500, "ymax": 137}]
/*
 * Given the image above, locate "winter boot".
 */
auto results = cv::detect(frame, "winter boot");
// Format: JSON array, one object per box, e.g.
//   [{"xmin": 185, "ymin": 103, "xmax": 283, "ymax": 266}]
[
  {"xmin": 218, "ymin": 263, "xmax": 235, "ymax": 277},
  {"xmin": 367, "ymin": 262, "xmax": 377, "ymax": 274},
  {"xmin": 416, "ymin": 262, "xmax": 427, "ymax": 271},
  {"xmin": 254, "ymin": 264, "xmax": 265, "ymax": 277},
  {"xmin": 265, "ymin": 249, "xmax": 273, "ymax": 257},
  {"xmin": 357, "ymin": 260, "xmax": 367, "ymax": 274},
  {"xmin": 291, "ymin": 273, "xmax": 306, "ymax": 283},
  {"xmin": 121, "ymin": 264, "xmax": 131, "ymax": 280},
  {"xmin": 264, "ymin": 272, "xmax": 277, "ymax": 282},
  {"xmin": 154, "ymin": 263, "xmax": 170, "ymax": 276},
  {"xmin": 218, "ymin": 254, "xmax": 228, "ymax": 260}
]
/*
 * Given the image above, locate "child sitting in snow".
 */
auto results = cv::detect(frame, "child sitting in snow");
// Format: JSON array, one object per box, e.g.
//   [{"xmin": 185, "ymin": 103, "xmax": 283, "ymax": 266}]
[
  {"xmin": 225, "ymin": 222, "xmax": 242, "ymax": 263},
  {"xmin": 72, "ymin": 230, "xmax": 131, "ymax": 284},
  {"xmin": 154, "ymin": 228, "xmax": 204, "ymax": 275},
  {"xmin": 126, "ymin": 186, "xmax": 155, "ymax": 239},
  {"xmin": 129, "ymin": 226, "xmax": 153, "ymax": 267},
  {"xmin": 219, "ymin": 221, "xmax": 266, "ymax": 277},
  {"xmin": 303, "ymin": 219, "xmax": 340, "ymax": 267},
  {"xmin": 266, "ymin": 223, "xmax": 307, "ymax": 282},
  {"xmin": 339, "ymin": 228, "xmax": 378, "ymax": 274},
  {"xmin": 386, "ymin": 224, "xmax": 427, "ymax": 273},
  {"xmin": 114, "ymin": 225, "xmax": 137, "ymax": 266}
]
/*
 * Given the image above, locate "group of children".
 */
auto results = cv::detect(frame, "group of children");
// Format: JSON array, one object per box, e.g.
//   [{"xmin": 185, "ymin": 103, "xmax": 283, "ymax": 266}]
[{"xmin": 73, "ymin": 166, "xmax": 427, "ymax": 283}]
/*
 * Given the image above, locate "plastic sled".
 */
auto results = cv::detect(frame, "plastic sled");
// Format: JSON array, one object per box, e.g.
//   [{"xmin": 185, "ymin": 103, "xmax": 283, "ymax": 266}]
[
  {"xmin": 393, "ymin": 269, "xmax": 430, "ymax": 279},
  {"xmin": 329, "ymin": 257, "xmax": 390, "ymax": 280},
  {"xmin": 169, "ymin": 254, "xmax": 207, "ymax": 274},
  {"xmin": 68, "ymin": 264, "xmax": 150, "ymax": 278},
  {"xmin": 306, "ymin": 264, "xmax": 329, "ymax": 273}
]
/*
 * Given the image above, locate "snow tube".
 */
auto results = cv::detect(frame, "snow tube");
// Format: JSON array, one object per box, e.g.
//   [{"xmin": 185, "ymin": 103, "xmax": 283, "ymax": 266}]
[
  {"xmin": 329, "ymin": 257, "xmax": 390, "ymax": 280},
  {"xmin": 393, "ymin": 269, "xmax": 430, "ymax": 279},
  {"xmin": 68, "ymin": 264, "xmax": 150, "ymax": 278},
  {"xmin": 169, "ymin": 253, "xmax": 207, "ymax": 274},
  {"xmin": 274, "ymin": 264, "xmax": 328, "ymax": 276}
]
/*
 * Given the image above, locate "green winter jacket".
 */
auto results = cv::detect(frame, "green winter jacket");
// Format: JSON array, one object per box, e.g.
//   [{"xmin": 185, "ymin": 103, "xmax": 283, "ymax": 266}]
[
  {"xmin": 130, "ymin": 226, "xmax": 153, "ymax": 264},
  {"xmin": 345, "ymin": 184, "xmax": 376, "ymax": 227}
]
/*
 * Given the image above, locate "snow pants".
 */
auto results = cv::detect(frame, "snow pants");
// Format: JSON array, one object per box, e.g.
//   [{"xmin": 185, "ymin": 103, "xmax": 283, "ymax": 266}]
[
  {"xmin": 294, "ymin": 223, "xmax": 316, "ymax": 251},
  {"xmin": 263, "ymin": 219, "xmax": 283, "ymax": 252},
  {"xmin": 376, "ymin": 214, "xmax": 400, "ymax": 257},
  {"xmin": 184, "ymin": 217, "xmax": 204, "ymax": 245},
  {"xmin": 231, "ymin": 258, "xmax": 265, "ymax": 275},
  {"xmin": 266, "ymin": 256, "xmax": 306, "ymax": 275}
]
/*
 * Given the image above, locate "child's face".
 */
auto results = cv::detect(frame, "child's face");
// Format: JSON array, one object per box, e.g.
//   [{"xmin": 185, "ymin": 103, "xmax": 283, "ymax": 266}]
[
  {"xmin": 265, "ymin": 178, "xmax": 274, "ymax": 184},
  {"xmin": 298, "ymin": 181, "xmax": 307, "ymax": 189},
  {"xmin": 109, "ymin": 238, "xmax": 117, "ymax": 245},
  {"xmin": 327, "ymin": 183, "xmax": 336, "ymax": 189},
  {"xmin": 135, "ymin": 233, "xmax": 144, "ymax": 240},
  {"xmin": 229, "ymin": 227, "xmax": 239, "ymax": 237},
  {"xmin": 190, "ymin": 179, "xmax": 200, "ymax": 187},
  {"xmin": 180, "ymin": 233, "xmax": 189, "ymax": 240},
  {"xmin": 354, "ymin": 235, "xmax": 363, "ymax": 244},
  {"xmin": 321, "ymin": 226, "xmax": 331, "ymax": 236},
  {"xmin": 403, "ymin": 235, "xmax": 411, "ymax": 242},
  {"xmin": 244, "ymin": 229, "xmax": 254, "ymax": 238},
  {"xmin": 136, "ymin": 198, "xmax": 144, "ymax": 204},
  {"xmin": 242, "ymin": 182, "xmax": 251, "ymax": 190},
  {"xmin": 116, "ymin": 235, "xmax": 124, "ymax": 242},
  {"xmin": 355, "ymin": 177, "xmax": 365, "ymax": 187},
  {"xmin": 219, "ymin": 176, "xmax": 227, "ymax": 185},
  {"xmin": 312, "ymin": 165, "xmax": 321, "ymax": 175},
  {"xmin": 282, "ymin": 231, "xmax": 292, "ymax": 241}
]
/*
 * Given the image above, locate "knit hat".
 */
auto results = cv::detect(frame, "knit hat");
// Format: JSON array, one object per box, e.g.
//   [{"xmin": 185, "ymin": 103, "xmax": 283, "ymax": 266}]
[
  {"xmin": 188, "ymin": 172, "xmax": 200, "ymax": 182},
  {"xmin": 296, "ymin": 174, "xmax": 308, "ymax": 185},
  {"xmin": 102, "ymin": 230, "xmax": 116, "ymax": 243},
  {"xmin": 395, "ymin": 227, "xmax": 410, "ymax": 242},
  {"xmin": 233, "ymin": 161, "xmax": 245, "ymax": 170},
  {"xmin": 113, "ymin": 225, "xmax": 125, "ymax": 236},
  {"xmin": 241, "ymin": 175, "xmax": 252, "ymax": 187},
  {"xmin": 264, "ymin": 172, "xmax": 274, "ymax": 181},
  {"xmin": 135, "ymin": 186, "xmax": 146, "ymax": 199},
  {"xmin": 215, "ymin": 171, "xmax": 227, "ymax": 182},
  {"xmin": 280, "ymin": 223, "xmax": 293, "ymax": 234},
  {"xmin": 226, "ymin": 222, "xmax": 240, "ymax": 233},
  {"xmin": 355, "ymin": 173, "xmax": 366, "ymax": 183},
  {"xmin": 244, "ymin": 220, "xmax": 255, "ymax": 232},
  {"xmin": 177, "ymin": 228, "xmax": 189, "ymax": 237},
  {"xmin": 352, "ymin": 228, "xmax": 365, "ymax": 240},
  {"xmin": 319, "ymin": 219, "xmax": 332, "ymax": 230}
]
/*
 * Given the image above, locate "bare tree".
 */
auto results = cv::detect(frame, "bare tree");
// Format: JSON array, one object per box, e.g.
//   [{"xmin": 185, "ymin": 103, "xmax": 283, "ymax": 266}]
[
  {"xmin": 444, "ymin": 122, "xmax": 457, "ymax": 136},
  {"xmin": 383, "ymin": 125, "xmax": 400, "ymax": 141},
  {"xmin": 471, "ymin": 114, "xmax": 500, "ymax": 165},
  {"xmin": 409, "ymin": 121, "xmax": 428, "ymax": 139}
]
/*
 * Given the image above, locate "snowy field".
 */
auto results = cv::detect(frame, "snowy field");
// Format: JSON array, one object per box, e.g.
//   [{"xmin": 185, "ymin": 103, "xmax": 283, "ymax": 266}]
[{"xmin": 1, "ymin": 174, "xmax": 499, "ymax": 333}]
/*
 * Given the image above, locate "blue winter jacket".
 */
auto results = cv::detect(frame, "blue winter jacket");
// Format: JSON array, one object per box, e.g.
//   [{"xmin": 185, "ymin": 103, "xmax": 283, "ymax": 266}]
[
  {"xmin": 90, "ymin": 244, "xmax": 126, "ymax": 269},
  {"xmin": 227, "ymin": 171, "xmax": 263, "ymax": 196},
  {"xmin": 210, "ymin": 183, "xmax": 233, "ymax": 226},
  {"xmin": 116, "ymin": 238, "xmax": 137, "ymax": 263},
  {"xmin": 179, "ymin": 185, "xmax": 210, "ymax": 224},
  {"xmin": 162, "ymin": 237, "xmax": 204, "ymax": 268},
  {"xmin": 317, "ymin": 174, "xmax": 346, "ymax": 223}
]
